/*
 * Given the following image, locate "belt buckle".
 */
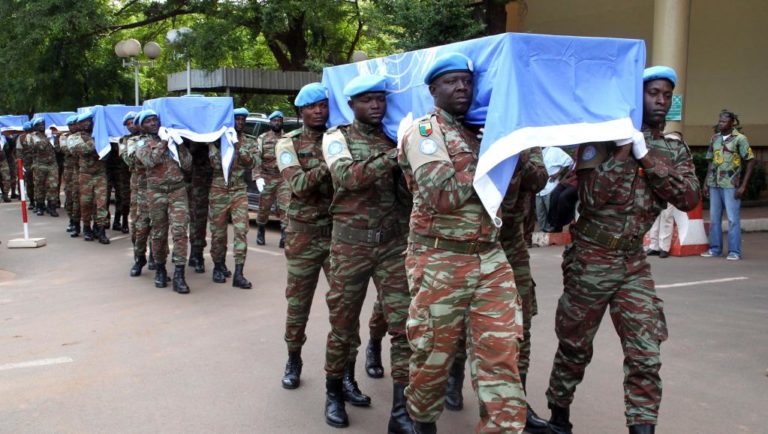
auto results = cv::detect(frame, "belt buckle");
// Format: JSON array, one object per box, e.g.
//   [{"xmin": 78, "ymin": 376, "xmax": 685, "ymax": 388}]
[{"xmin": 375, "ymin": 229, "xmax": 384, "ymax": 244}]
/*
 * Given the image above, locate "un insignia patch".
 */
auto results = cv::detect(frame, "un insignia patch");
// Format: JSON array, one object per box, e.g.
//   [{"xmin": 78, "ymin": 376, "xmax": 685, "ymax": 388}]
[
  {"xmin": 419, "ymin": 139, "xmax": 438, "ymax": 155},
  {"xmin": 279, "ymin": 151, "xmax": 294, "ymax": 165},
  {"xmin": 581, "ymin": 145, "xmax": 596, "ymax": 161},
  {"xmin": 327, "ymin": 141, "xmax": 344, "ymax": 156}
]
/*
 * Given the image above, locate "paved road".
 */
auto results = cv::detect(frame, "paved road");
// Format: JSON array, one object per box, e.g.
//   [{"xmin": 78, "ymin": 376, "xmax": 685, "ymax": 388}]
[{"xmin": 1, "ymin": 201, "xmax": 767, "ymax": 433}]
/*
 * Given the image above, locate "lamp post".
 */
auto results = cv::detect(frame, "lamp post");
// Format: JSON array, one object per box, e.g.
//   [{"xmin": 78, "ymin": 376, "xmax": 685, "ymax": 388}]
[
  {"xmin": 115, "ymin": 39, "xmax": 162, "ymax": 105},
  {"xmin": 166, "ymin": 28, "xmax": 193, "ymax": 95}
]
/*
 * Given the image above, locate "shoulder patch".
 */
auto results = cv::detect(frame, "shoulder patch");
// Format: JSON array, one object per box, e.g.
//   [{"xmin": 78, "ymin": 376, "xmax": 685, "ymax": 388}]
[
  {"xmin": 322, "ymin": 129, "xmax": 353, "ymax": 170},
  {"xmin": 575, "ymin": 142, "xmax": 609, "ymax": 171},
  {"xmin": 418, "ymin": 120, "xmax": 433, "ymax": 137},
  {"xmin": 404, "ymin": 118, "xmax": 449, "ymax": 173},
  {"xmin": 275, "ymin": 137, "xmax": 300, "ymax": 172}
]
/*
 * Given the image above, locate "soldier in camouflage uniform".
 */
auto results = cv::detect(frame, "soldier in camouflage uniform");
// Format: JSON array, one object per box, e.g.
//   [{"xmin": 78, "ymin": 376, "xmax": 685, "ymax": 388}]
[
  {"xmin": 72, "ymin": 112, "xmax": 111, "ymax": 244},
  {"xmin": 320, "ymin": 75, "xmax": 413, "ymax": 432},
  {"xmin": 118, "ymin": 112, "xmax": 153, "ymax": 277},
  {"xmin": 254, "ymin": 111, "xmax": 290, "ymax": 248},
  {"xmin": 28, "ymin": 117, "xmax": 60, "ymax": 217},
  {"xmin": 398, "ymin": 53, "xmax": 525, "ymax": 434},
  {"xmin": 545, "ymin": 66, "xmax": 700, "ymax": 434},
  {"xmin": 136, "ymin": 110, "xmax": 193, "ymax": 294},
  {"xmin": 208, "ymin": 107, "xmax": 255, "ymax": 289},
  {"xmin": 62, "ymin": 116, "xmax": 82, "ymax": 236},
  {"xmin": 19, "ymin": 122, "xmax": 35, "ymax": 210},
  {"xmin": 187, "ymin": 139, "xmax": 213, "ymax": 274},
  {"xmin": 0, "ymin": 139, "xmax": 11, "ymax": 202},
  {"xmin": 276, "ymin": 83, "xmax": 334, "ymax": 391}
]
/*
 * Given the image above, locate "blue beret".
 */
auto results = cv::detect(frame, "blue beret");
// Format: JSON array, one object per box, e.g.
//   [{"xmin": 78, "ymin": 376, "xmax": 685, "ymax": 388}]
[
  {"xmin": 268, "ymin": 111, "xmax": 284, "ymax": 120},
  {"xmin": 343, "ymin": 74, "xmax": 387, "ymax": 98},
  {"xmin": 137, "ymin": 109, "xmax": 158, "ymax": 126},
  {"xmin": 76, "ymin": 111, "xmax": 94, "ymax": 122},
  {"xmin": 294, "ymin": 82, "xmax": 328, "ymax": 107},
  {"xmin": 643, "ymin": 65, "xmax": 677, "ymax": 88},
  {"xmin": 233, "ymin": 107, "xmax": 249, "ymax": 117},
  {"xmin": 66, "ymin": 115, "xmax": 78, "ymax": 125},
  {"xmin": 122, "ymin": 111, "xmax": 137, "ymax": 125},
  {"xmin": 31, "ymin": 117, "xmax": 45, "ymax": 126},
  {"xmin": 22, "ymin": 121, "xmax": 32, "ymax": 131},
  {"xmin": 425, "ymin": 52, "xmax": 474, "ymax": 85},
  {"xmin": 464, "ymin": 106, "xmax": 487, "ymax": 126}
]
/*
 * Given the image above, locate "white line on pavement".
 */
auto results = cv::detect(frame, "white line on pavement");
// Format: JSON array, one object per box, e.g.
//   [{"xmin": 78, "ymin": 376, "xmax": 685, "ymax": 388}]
[
  {"xmin": 0, "ymin": 357, "xmax": 74, "ymax": 372},
  {"xmin": 109, "ymin": 235, "xmax": 131, "ymax": 241},
  {"xmin": 247, "ymin": 247, "xmax": 284, "ymax": 257},
  {"xmin": 657, "ymin": 276, "xmax": 749, "ymax": 289}
]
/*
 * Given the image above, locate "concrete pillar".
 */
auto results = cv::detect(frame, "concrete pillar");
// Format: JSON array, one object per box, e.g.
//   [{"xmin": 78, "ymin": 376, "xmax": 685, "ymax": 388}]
[{"xmin": 652, "ymin": 0, "xmax": 691, "ymax": 133}]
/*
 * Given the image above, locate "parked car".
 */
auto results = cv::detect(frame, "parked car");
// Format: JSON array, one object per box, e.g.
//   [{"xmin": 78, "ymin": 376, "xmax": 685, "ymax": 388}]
[{"xmin": 244, "ymin": 114, "xmax": 302, "ymax": 217}]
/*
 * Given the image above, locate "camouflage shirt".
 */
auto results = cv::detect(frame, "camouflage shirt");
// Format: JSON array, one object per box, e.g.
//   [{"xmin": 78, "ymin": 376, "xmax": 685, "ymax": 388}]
[
  {"xmin": 208, "ymin": 133, "xmax": 256, "ymax": 190},
  {"xmin": 705, "ymin": 129, "xmax": 754, "ymax": 189},
  {"xmin": 120, "ymin": 134, "xmax": 145, "ymax": 187},
  {"xmin": 575, "ymin": 131, "xmax": 700, "ymax": 247},
  {"xmin": 255, "ymin": 129, "xmax": 283, "ymax": 178},
  {"xmin": 399, "ymin": 108, "xmax": 499, "ymax": 243},
  {"xmin": 322, "ymin": 120, "xmax": 408, "ymax": 230},
  {"xmin": 136, "ymin": 134, "xmax": 192, "ymax": 189},
  {"xmin": 27, "ymin": 131, "xmax": 57, "ymax": 167},
  {"xmin": 275, "ymin": 127, "xmax": 333, "ymax": 226},
  {"xmin": 72, "ymin": 132, "xmax": 106, "ymax": 175}
]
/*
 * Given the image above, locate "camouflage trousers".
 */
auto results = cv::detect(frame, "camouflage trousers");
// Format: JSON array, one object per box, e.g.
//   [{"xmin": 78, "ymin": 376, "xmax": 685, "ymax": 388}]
[
  {"xmin": 65, "ymin": 167, "xmax": 80, "ymax": 220},
  {"xmin": 208, "ymin": 187, "xmax": 249, "ymax": 265},
  {"xmin": 79, "ymin": 171, "xmax": 109, "ymax": 227},
  {"xmin": 149, "ymin": 184, "xmax": 189, "ymax": 265},
  {"xmin": 283, "ymin": 226, "xmax": 331, "ymax": 352},
  {"xmin": 546, "ymin": 242, "xmax": 668, "ymax": 426},
  {"xmin": 107, "ymin": 162, "xmax": 131, "ymax": 217},
  {"xmin": 324, "ymin": 235, "xmax": 411, "ymax": 383},
  {"xmin": 130, "ymin": 179, "xmax": 151, "ymax": 257},
  {"xmin": 0, "ymin": 157, "xmax": 10, "ymax": 196},
  {"xmin": 23, "ymin": 163, "xmax": 34, "ymax": 203},
  {"xmin": 405, "ymin": 242, "xmax": 525, "ymax": 432},
  {"xmin": 256, "ymin": 174, "xmax": 290, "ymax": 227},
  {"xmin": 369, "ymin": 296, "xmax": 388, "ymax": 341},
  {"xmin": 33, "ymin": 164, "xmax": 59, "ymax": 204},
  {"xmin": 187, "ymin": 166, "xmax": 211, "ymax": 251}
]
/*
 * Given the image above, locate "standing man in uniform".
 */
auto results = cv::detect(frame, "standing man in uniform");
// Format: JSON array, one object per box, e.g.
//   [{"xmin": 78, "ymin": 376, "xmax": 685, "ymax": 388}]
[
  {"xmin": 276, "ymin": 83, "xmax": 334, "ymax": 390},
  {"xmin": 19, "ymin": 122, "xmax": 35, "ymax": 211},
  {"xmin": 320, "ymin": 75, "xmax": 413, "ymax": 432},
  {"xmin": 208, "ymin": 107, "xmax": 255, "ymax": 289},
  {"xmin": 700, "ymin": 110, "xmax": 755, "ymax": 260},
  {"xmin": 63, "ymin": 116, "xmax": 82, "ymax": 237},
  {"xmin": 398, "ymin": 53, "xmax": 525, "ymax": 434},
  {"xmin": 545, "ymin": 66, "xmax": 700, "ymax": 434},
  {"xmin": 28, "ymin": 117, "xmax": 60, "ymax": 217},
  {"xmin": 73, "ymin": 111, "xmax": 111, "ymax": 244},
  {"xmin": 136, "ymin": 110, "xmax": 193, "ymax": 294},
  {"xmin": 187, "ymin": 138, "xmax": 213, "ymax": 274},
  {"xmin": 254, "ymin": 110, "xmax": 290, "ymax": 247}
]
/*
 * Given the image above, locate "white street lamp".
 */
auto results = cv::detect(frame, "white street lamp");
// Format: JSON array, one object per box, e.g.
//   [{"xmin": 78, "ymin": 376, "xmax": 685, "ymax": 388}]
[
  {"xmin": 115, "ymin": 39, "xmax": 162, "ymax": 106},
  {"xmin": 166, "ymin": 28, "xmax": 193, "ymax": 95}
]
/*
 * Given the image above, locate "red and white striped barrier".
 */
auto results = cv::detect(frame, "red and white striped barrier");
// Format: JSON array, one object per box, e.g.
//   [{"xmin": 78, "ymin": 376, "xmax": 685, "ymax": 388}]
[
  {"xmin": 7, "ymin": 159, "xmax": 46, "ymax": 248},
  {"xmin": 643, "ymin": 201, "xmax": 708, "ymax": 256}
]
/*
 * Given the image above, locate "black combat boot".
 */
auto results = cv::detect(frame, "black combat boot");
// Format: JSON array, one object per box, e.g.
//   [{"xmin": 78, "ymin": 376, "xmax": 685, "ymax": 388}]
[
  {"xmin": 112, "ymin": 212, "xmax": 121, "ymax": 231},
  {"xmin": 342, "ymin": 362, "xmax": 371, "ymax": 407},
  {"xmin": 173, "ymin": 265, "xmax": 190, "ymax": 294},
  {"xmin": 281, "ymin": 351, "xmax": 302, "ymax": 389},
  {"xmin": 36, "ymin": 203, "xmax": 45, "ymax": 216},
  {"xmin": 28, "ymin": 200, "xmax": 35, "ymax": 210},
  {"xmin": 66, "ymin": 219, "xmax": 75, "ymax": 232},
  {"xmin": 222, "ymin": 262, "xmax": 232, "ymax": 277},
  {"xmin": 47, "ymin": 201, "xmax": 59, "ymax": 217},
  {"xmin": 188, "ymin": 248, "xmax": 199, "ymax": 270},
  {"xmin": 2, "ymin": 194, "xmax": 10, "ymax": 203},
  {"xmin": 232, "ymin": 264, "xmax": 252, "ymax": 289},
  {"xmin": 147, "ymin": 252, "xmax": 157, "ymax": 271},
  {"xmin": 212, "ymin": 262, "xmax": 227, "ymax": 284},
  {"xmin": 444, "ymin": 357, "xmax": 465, "ymax": 411},
  {"xmin": 628, "ymin": 425, "xmax": 655, "ymax": 434},
  {"xmin": 278, "ymin": 227, "xmax": 286, "ymax": 249},
  {"xmin": 365, "ymin": 338, "xmax": 384, "ymax": 378},
  {"xmin": 387, "ymin": 382, "xmax": 413, "ymax": 434},
  {"xmin": 548, "ymin": 404, "xmax": 573, "ymax": 434},
  {"xmin": 520, "ymin": 374, "xmax": 550, "ymax": 433},
  {"xmin": 154, "ymin": 262, "xmax": 168, "ymax": 288},
  {"xmin": 70, "ymin": 221, "xmax": 80, "ymax": 238},
  {"xmin": 121, "ymin": 214, "xmax": 129, "ymax": 233},
  {"xmin": 83, "ymin": 224, "xmax": 94, "ymax": 241},
  {"xmin": 97, "ymin": 225, "xmax": 111, "ymax": 244},
  {"xmin": 256, "ymin": 224, "xmax": 266, "ymax": 245},
  {"xmin": 412, "ymin": 421, "xmax": 437, "ymax": 434},
  {"xmin": 130, "ymin": 255, "xmax": 147, "ymax": 277},
  {"xmin": 193, "ymin": 251, "xmax": 205, "ymax": 274},
  {"xmin": 325, "ymin": 378, "xmax": 349, "ymax": 428}
]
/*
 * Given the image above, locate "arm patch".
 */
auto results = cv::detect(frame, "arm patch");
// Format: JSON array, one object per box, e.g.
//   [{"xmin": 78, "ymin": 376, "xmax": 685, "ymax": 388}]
[
  {"xmin": 275, "ymin": 137, "xmax": 300, "ymax": 172},
  {"xmin": 322, "ymin": 129, "xmax": 353, "ymax": 169},
  {"xmin": 404, "ymin": 117, "xmax": 450, "ymax": 172}
]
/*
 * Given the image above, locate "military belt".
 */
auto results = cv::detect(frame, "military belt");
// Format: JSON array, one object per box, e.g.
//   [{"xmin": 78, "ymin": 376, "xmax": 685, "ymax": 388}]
[
  {"xmin": 410, "ymin": 233, "xmax": 496, "ymax": 255},
  {"xmin": 573, "ymin": 219, "xmax": 643, "ymax": 252},
  {"xmin": 287, "ymin": 219, "xmax": 332, "ymax": 237},
  {"xmin": 333, "ymin": 224, "xmax": 401, "ymax": 245}
]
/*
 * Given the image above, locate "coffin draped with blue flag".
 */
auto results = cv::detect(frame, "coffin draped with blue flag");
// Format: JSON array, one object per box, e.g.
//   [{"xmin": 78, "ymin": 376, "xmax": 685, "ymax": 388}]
[
  {"xmin": 77, "ymin": 105, "xmax": 141, "ymax": 159},
  {"xmin": 322, "ymin": 32, "xmax": 645, "ymax": 222}
]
